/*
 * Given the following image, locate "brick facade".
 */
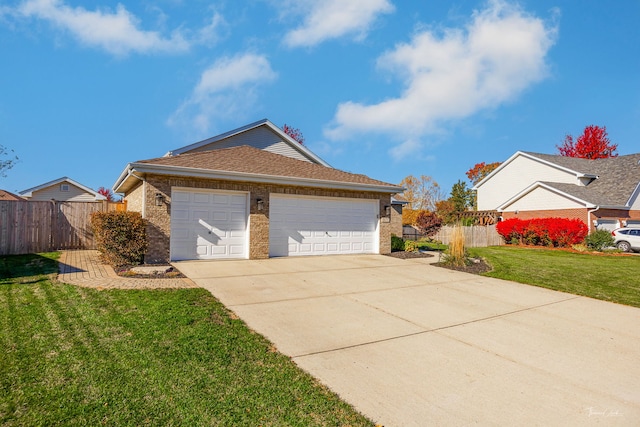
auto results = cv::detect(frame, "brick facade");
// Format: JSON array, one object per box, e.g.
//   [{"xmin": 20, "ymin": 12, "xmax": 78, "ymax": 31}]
[
  {"xmin": 501, "ymin": 208, "xmax": 588, "ymax": 222},
  {"xmin": 501, "ymin": 207, "xmax": 640, "ymax": 231},
  {"xmin": 125, "ymin": 173, "xmax": 392, "ymax": 263},
  {"xmin": 390, "ymin": 204, "xmax": 403, "ymax": 237}
]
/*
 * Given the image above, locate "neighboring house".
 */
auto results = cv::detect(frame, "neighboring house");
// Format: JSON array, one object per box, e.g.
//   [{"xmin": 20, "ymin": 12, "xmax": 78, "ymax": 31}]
[
  {"xmin": 474, "ymin": 151, "xmax": 640, "ymax": 232},
  {"xmin": 113, "ymin": 119, "xmax": 404, "ymax": 263},
  {"xmin": 19, "ymin": 177, "xmax": 107, "ymax": 202},
  {"xmin": 0, "ymin": 190, "xmax": 24, "ymax": 201}
]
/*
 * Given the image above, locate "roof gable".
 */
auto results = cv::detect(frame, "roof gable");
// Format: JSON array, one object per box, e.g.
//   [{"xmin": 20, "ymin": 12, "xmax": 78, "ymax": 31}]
[
  {"xmin": 114, "ymin": 146, "xmax": 401, "ymax": 194},
  {"xmin": 167, "ymin": 119, "xmax": 330, "ymax": 167},
  {"xmin": 19, "ymin": 177, "xmax": 106, "ymax": 201},
  {"xmin": 473, "ymin": 151, "xmax": 592, "ymax": 190},
  {"xmin": 498, "ymin": 182, "xmax": 595, "ymax": 211}
]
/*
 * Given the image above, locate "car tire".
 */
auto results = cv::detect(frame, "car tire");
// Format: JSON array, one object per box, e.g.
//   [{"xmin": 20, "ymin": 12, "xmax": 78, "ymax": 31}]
[{"xmin": 616, "ymin": 241, "xmax": 631, "ymax": 252}]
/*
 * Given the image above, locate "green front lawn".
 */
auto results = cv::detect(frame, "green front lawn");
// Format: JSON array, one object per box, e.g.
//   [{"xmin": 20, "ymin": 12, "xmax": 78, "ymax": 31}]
[
  {"xmin": 470, "ymin": 246, "xmax": 640, "ymax": 308},
  {"xmin": 0, "ymin": 253, "xmax": 372, "ymax": 426}
]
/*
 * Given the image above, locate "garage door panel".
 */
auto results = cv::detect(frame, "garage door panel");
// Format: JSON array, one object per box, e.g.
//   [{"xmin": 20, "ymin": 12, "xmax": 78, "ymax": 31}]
[
  {"xmin": 230, "ymin": 211, "xmax": 246, "ymax": 222},
  {"xmin": 193, "ymin": 193, "xmax": 210, "ymax": 203},
  {"xmin": 230, "ymin": 194, "xmax": 246, "ymax": 204},
  {"xmin": 172, "ymin": 208, "xmax": 189, "ymax": 221},
  {"xmin": 269, "ymin": 195, "xmax": 378, "ymax": 257}
]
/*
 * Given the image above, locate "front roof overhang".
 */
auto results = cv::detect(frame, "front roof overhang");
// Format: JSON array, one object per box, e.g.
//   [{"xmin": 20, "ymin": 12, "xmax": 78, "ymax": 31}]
[{"xmin": 113, "ymin": 163, "xmax": 403, "ymax": 195}]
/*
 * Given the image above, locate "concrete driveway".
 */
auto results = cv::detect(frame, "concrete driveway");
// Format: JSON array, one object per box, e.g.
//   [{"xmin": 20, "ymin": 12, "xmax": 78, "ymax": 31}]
[{"xmin": 176, "ymin": 255, "xmax": 640, "ymax": 426}]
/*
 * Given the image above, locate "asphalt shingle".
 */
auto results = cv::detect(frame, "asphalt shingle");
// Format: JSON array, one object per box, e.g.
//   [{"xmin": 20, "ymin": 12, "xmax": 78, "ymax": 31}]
[
  {"xmin": 524, "ymin": 152, "xmax": 640, "ymax": 207},
  {"xmin": 138, "ymin": 145, "xmax": 398, "ymax": 188}
]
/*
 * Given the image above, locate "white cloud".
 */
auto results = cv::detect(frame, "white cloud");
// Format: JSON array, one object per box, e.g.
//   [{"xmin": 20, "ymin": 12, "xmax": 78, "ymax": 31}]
[
  {"xmin": 324, "ymin": 0, "xmax": 557, "ymax": 158},
  {"xmin": 9, "ymin": 0, "xmax": 224, "ymax": 55},
  {"xmin": 194, "ymin": 11, "xmax": 227, "ymax": 46},
  {"xmin": 168, "ymin": 53, "xmax": 277, "ymax": 134},
  {"xmin": 282, "ymin": 0, "xmax": 394, "ymax": 48}
]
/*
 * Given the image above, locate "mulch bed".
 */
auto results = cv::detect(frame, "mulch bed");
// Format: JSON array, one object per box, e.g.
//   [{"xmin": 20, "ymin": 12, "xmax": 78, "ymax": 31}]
[
  {"xmin": 114, "ymin": 265, "xmax": 186, "ymax": 279},
  {"xmin": 386, "ymin": 250, "xmax": 493, "ymax": 274},
  {"xmin": 434, "ymin": 258, "xmax": 493, "ymax": 274},
  {"xmin": 385, "ymin": 251, "xmax": 434, "ymax": 259}
]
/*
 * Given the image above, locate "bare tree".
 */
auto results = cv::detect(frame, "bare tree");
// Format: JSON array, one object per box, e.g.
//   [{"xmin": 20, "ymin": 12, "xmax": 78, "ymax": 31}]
[
  {"xmin": 0, "ymin": 145, "xmax": 18, "ymax": 178},
  {"xmin": 399, "ymin": 175, "xmax": 445, "ymax": 212}
]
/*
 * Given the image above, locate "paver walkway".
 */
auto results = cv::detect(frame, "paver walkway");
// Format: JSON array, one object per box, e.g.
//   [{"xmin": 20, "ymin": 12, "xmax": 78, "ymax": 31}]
[{"xmin": 58, "ymin": 250, "xmax": 197, "ymax": 289}]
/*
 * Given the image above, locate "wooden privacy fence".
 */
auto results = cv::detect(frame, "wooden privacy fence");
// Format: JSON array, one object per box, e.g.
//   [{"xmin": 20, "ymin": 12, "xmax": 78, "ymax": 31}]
[
  {"xmin": 404, "ymin": 224, "xmax": 504, "ymax": 247},
  {"xmin": 0, "ymin": 200, "xmax": 125, "ymax": 255}
]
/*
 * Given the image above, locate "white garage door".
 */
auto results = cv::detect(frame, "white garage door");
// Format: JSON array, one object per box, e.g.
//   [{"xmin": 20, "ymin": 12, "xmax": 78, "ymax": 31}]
[
  {"xmin": 170, "ymin": 188, "xmax": 248, "ymax": 261},
  {"xmin": 595, "ymin": 219, "xmax": 620, "ymax": 231},
  {"xmin": 269, "ymin": 195, "xmax": 379, "ymax": 257}
]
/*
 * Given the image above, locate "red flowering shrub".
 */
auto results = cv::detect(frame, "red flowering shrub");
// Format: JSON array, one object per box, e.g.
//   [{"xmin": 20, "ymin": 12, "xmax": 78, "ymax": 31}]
[
  {"xmin": 496, "ymin": 217, "xmax": 587, "ymax": 247},
  {"xmin": 496, "ymin": 218, "xmax": 523, "ymax": 243}
]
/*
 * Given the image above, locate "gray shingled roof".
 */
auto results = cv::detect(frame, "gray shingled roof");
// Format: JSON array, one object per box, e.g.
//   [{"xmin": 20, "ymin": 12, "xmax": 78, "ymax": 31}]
[
  {"xmin": 137, "ymin": 145, "xmax": 398, "ymax": 189},
  {"xmin": 524, "ymin": 152, "xmax": 640, "ymax": 207}
]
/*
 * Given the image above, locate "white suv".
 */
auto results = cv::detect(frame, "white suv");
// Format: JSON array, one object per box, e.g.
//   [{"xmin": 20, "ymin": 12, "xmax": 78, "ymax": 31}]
[{"xmin": 611, "ymin": 228, "xmax": 640, "ymax": 252}]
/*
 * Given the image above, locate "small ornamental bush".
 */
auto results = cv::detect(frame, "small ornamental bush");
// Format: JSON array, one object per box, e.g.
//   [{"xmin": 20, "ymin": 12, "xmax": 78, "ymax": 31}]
[
  {"xmin": 584, "ymin": 229, "xmax": 615, "ymax": 251},
  {"xmin": 404, "ymin": 240, "xmax": 419, "ymax": 252},
  {"xmin": 496, "ymin": 217, "xmax": 587, "ymax": 248},
  {"xmin": 91, "ymin": 211, "xmax": 148, "ymax": 267},
  {"xmin": 391, "ymin": 234, "xmax": 405, "ymax": 252}
]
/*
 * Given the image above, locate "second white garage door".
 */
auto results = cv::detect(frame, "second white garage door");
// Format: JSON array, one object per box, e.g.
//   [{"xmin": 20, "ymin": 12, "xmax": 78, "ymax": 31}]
[
  {"xmin": 170, "ymin": 188, "xmax": 248, "ymax": 261},
  {"xmin": 269, "ymin": 195, "xmax": 379, "ymax": 257}
]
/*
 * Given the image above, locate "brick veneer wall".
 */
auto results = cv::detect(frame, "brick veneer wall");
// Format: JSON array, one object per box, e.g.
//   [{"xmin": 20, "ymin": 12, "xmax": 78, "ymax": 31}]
[
  {"xmin": 594, "ymin": 208, "xmax": 640, "ymax": 222},
  {"xmin": 131, "ymin": 174, "xmax": 392, "ymax": 263},
  {"xmin": 390, "ymin": 204, "xmax": 403, "ymax": 237},
  {"xmin": 501, "ymin": 208, "xmax": 640, "ymax": 230},
  {"xmin": 124, "ymin": 182, "xmax": 144, "ymax": 213},
  {"xmin": 501, "ymin": 208, "xmax": 588, "ymax": 222}
]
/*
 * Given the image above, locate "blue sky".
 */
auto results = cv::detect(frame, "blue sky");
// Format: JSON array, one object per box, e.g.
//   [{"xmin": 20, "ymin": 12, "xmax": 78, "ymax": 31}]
[{"xmin": 1, "ymin": 0, "xmax": 638, "ymax": 197}]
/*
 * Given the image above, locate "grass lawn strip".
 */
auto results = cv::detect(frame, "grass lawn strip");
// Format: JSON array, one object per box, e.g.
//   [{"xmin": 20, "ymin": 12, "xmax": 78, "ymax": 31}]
[
  {"xmin": 470, "ymin": 246, "xmax": 640, "ymax": 308},
  {"xmin": 0, "ymin": 253, "xmax": 373, "ymax": 426}
]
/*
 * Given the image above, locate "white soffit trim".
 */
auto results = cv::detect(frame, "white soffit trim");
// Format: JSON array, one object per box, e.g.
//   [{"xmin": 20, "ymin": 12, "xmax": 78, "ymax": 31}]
[{"xmin": 625, "ymin": 182, "xmax": 640, "ymax": 207}]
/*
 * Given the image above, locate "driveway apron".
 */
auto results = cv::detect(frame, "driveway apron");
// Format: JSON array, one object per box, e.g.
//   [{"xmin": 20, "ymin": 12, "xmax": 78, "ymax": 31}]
[{"xmin": 176, "ymin": 255, "xmax": 640, "ymax": 426}]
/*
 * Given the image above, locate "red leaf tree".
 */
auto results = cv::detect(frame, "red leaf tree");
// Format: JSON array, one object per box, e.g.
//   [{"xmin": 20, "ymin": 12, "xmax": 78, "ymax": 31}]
[
  {"xmin": 97, "ymin": 187, "xmax": 117, "ymax": 202},
  {"xmin": 465, "ymin": 161, "xmax": 501, "ymax": 185},
  {"xmin": 282, "ymin": 124, "xmax": 305, "ymax": 145},
  {"xmin": 415, "ymin": 211, "xmax": 442, "ymax": 237},
  {"xmin": 556, "ymin": 125, "xmax": 618, "ymax": 159}
]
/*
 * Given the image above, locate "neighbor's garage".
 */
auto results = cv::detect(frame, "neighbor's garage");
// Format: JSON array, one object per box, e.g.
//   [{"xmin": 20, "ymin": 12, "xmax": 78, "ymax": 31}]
[
  {"xmin": 170, "ymin": 188, "xmax": 248, "ymax": 261},
  {"xmin": 269, "ymin": 194, "xmax": 379, "ymax": 257}
]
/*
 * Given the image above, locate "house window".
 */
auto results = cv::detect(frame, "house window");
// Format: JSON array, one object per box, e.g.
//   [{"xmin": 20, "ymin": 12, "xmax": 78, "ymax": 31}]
[{"xmin": 60, "ymin": 184, "xmax": 70, "ymax": 192}]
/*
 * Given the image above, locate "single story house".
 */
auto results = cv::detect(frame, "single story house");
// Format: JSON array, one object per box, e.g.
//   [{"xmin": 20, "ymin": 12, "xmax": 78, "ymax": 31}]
[
  {"xmin": 113, "ymin": 119, "xmax": 404, "ymax": 263},
  {"xmin": 19, "ymin": 177, "xmax": 107, "ymax": 202},
  {"xmin": 474, "ymin": 151, "xmax": 640, "ymax": 231}
]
